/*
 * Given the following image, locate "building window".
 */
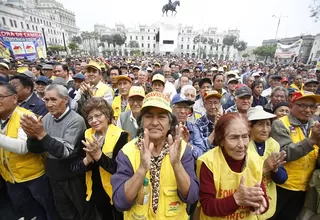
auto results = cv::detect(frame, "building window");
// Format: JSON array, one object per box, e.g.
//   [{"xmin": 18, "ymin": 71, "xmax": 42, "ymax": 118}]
[
  {"xmin": 142, "ymin": 36, "xmax": 144, "ymax": 40},
  {"xmin": 153, "ymin": 36, "xmax": 155, "ymax": 40},
  {"xmin": 210, "ymin": 46, "xmax": 213, "ymax": 50},
  {"xmin": 136, "ymin": 36, "xmax": 138, "ymax": 40},
  {"xmin": 130, "ymin": 36, "xmax": 132, "ymax": 40},
  {"xmin": 21, "ymin": 22, "xmax": 24, "ymax": 29},
  {"xmin": 188, "ymin": 37, "xmax": 190, "ymax": 41},
  {"xmin": 37, "ymin": 18, "xmax": 39, "ymax": 23},
  {"xmin": 9, "ymin": 19, "xmax": 13, "ymax": 27},
  {"xmin": 30, "ymin": 16, "xmax": 32, "ymax": 21},
  {"xmin": 148, "ymin": 36, "xmax": 150, "ymax": 40},
  {"xmin": 140, "ymin": 28, "xmax": 145, "ymax": 32},
  {"xmin": 187, "ymin": 45, "xmax": 189, "ymax": 49},
  {"xmin": 13, "ymin": 20, "xmax": 17, "ymax": 28},
  {"xmin": 181, "ymin": 45, "xmax": 183, "ymax": 49},
  {"xmin": 148, "ymin": 43, "xmax": 150, "ymax": 48},
  {"xmin": 187, "ymin": 30, "xmax": 191, "ymax": 33},
  {"xmin": 35, "ymin": 26, "xmax": 38, "ymax": 31},
  {"xmin": 40, "ymin": 19, "xmax": 42, "ymax": 24},
  {"xmin": 193, "ymin": 45, "xmax": 195, "ymax": 50},
  {"xmin": 217, "ymin": 39, "xmax": 219, "ymax": 43},
  {"xmin": 141, "ymin": 43, "xmax": 144, "ymax": 47},
  {"xmin": 181, "ymin": 37, "xmax": 184, "ymax": 41},
  {"xmin": 125, "ymin": 43, "xmax": 127, "ymax": 47},
  {"xmin": 32, "ymin": 25, "xmax": 34, "ymax": 30},
  {"xmin": 2, "ymin": 17, "xmax": 6, "ymax": 26},
  {"xmin": 148, "ymin": 29, "xmax": 150, "ymax": 32},
  {"xmin": 153, "ymin": 44, "xmax": 155, "ymax": 48},
  {"xmin": 49, "ymin": 22, "xmax": 51, "ymax": 26},
  {"xmin": 26, "ymin": 24, "xmax": 29, "ymax": 29}
]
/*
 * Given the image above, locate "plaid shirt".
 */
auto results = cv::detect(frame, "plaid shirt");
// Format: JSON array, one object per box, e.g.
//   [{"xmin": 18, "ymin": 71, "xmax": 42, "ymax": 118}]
[
  {"xmin": 225, "ymin": 104, "xmax": 238, "ymax": 113},
  {"xmin": 195, "ymin": 114, "xmax": 215, "ymax": 154}
]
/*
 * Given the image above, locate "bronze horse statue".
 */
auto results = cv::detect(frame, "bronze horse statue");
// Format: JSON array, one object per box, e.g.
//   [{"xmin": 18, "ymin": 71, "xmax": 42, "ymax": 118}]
[{"xmin": 162, "ymin": 0, "xmax": 180, "ymax": 16}]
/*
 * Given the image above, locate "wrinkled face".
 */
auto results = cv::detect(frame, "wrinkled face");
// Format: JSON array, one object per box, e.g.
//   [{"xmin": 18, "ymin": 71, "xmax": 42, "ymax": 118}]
[
  {"xmin": 87, "ymin": 67, "xmax": 101, "ymax": 85},
  {"xmin": 271, "ymin": 90, "xmax": 286, "ymax": 105},
  {"xmin": 117, "ymin": 79, "xmax": 132, "ymax": 96},
  {"xmin": 292, "ymin": 98, "xmax": 316, "ymax": 122},
  {"xmin": 172, "ymin": 102, "xmax": 191, "ymax": 124},
  {"xmin": 87, "ymin": 109, "xmax": 109, "ymax": 132},
  {"xmin": 35, "ymin": 82, "xmax": 47, "ymax": 94},
  {"xmin": 152, "ymin": 81, "xmax": 164, "ymax": 92},
  {"xmin": 0, "ymin": 86, "xmax": 18, "ymax": 118},
  {"xmin": 304, "ymin": 83, "xmax": 318, "ymax": 94},
  {"xmin": 183, "ymin": 88, "xmax": 196, "ymax": 101},
  {"xmin": 275, "ymin": 106, "xmax": 290, "ymax": 119},
  {"xmin": 251, "ymin": 119, "xmax": 272, "ymax": 143},
  {"xmin": 180, "ymin": 77, "xmax": 189, "ymax": 89},
  {"xmin": 138, "ymin": 71, "xmax": 148, "ymax": 84},
  {"xmin": 43, "ymin": 69, "xmax": 53, "ymax": 78},
  {"xmin": 294, "ymin": 75, "xmax": 303, "ymax": 86},
  {"xmin": 142, "ymin": 107, "xmax": 170, "ymax": 141},
  {"xmin": 214, "ymin": 75, "xmax": 224, "ymax": 90},
  {"xmin": 246, "ymin": 77, "xmax": 254, "ymax": 87},
  {"xmin": 253, "ymin": 84, "xmax": 264, "ymax": 96},
  {"xmin": 128, "ymin": 96, "xmax": 144, "ymax": 114},
  {"xmin": 54, "ymin": 65, "xmax": 68, "ymax": 79},
  {"xmin": 110, "ymin": 69, "xmax": 119, "ymax": 84},
  {"xmin": 200, "ymin": 82, "xmax": 212, "ymax": 98},
  {"xmin": 235, "ymin": 96, "xmax": 253, "ymax": 113},
  {"xmin": 222, "ymin": 119, "xmax": 249, "ymax": 161},
  {"xmin": 204, "ymin": 96, "xmax": 221, "ymax": 117},
  {"xmin": 44, "ymin": 89, "xmax": 68, "ymax": 118},
  {"xmin": 164, "ymin": 69, "xmax": 172, "ymax": 78},
  {"xmin": 308, "ymin": 72, "xmax": 317, "ymax": 80}
]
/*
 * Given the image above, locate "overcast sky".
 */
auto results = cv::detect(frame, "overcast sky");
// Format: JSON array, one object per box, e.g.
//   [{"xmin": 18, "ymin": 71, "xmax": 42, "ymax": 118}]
[{"xmin": 62, "ymin": 0, "xmax": 320, "ymax": 46}]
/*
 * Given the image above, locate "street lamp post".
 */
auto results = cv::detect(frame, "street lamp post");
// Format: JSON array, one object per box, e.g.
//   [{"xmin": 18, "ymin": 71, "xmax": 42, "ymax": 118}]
[{"xmin": 272, "ymin": 14, "xmax": 288, "ymax": 39}]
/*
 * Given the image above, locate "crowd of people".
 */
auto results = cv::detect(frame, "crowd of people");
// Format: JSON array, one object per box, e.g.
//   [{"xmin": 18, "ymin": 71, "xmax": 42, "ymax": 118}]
[{"xmin": 0, "ymin": 56, "xmax": 319, "ymax": 220}]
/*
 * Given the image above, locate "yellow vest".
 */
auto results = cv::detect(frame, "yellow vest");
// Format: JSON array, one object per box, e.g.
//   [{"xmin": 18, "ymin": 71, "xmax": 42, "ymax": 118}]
[
  {"xmin": 85, "ymin": 124, "xmax": 127, "ymax": 202},
  {"xmin": 121, "ymin": 139, "xmax": 189, "ymax": 220},
  {"xmin": 112, "ymin": 95, "xmax": 130, "ymax": 121},
  {"xmin": 0, "ymin": 107, "xmax": 45, "ymax": 183},
  {"xmin": 278, "ymin": 116, "xmax": 318, "ymax": 191},
  {"xmin": 290, "ymin": 83, "xmax": 304, "ymax": 92},
  {"xmin": 248, "ymin": 138, "xmax": 280, "ymax": 219},
  {"xmin": 197, "ymin": 147, "xmax": 263, "ymax": 220},
  {"xmin": 94, "ymin": 82, "xmax": 114, "ymax": 98}
]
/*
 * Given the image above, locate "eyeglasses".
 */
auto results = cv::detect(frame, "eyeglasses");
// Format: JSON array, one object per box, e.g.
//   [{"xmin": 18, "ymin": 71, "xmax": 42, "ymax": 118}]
[
  {"xmin": 173, "ymin": 105, "xmax": 191, "ymax": 111},
  {"xmin": 129, "ymin": 98, "xmax": 143, "ymax": 104},
  {"xmin": 295, "ymin": 103, "xmax": 317, "ymax": 110},
  {"xmin": 87, "ymin": 112, "xmax": 104, "ymax": 123},
  {"xmin": 0, "ymin": 94, "xmax": 14, "ymax": 100}
]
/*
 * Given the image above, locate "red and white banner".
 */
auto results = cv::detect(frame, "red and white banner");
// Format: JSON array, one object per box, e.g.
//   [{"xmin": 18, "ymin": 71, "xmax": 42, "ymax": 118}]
[{"xmin": 275, "ymin": 39, "xmax": 303, "ymax": 59}]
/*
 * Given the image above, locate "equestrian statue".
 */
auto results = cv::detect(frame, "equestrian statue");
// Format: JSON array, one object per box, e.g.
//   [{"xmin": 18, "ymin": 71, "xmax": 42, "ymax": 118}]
[{"xmin": 162, "ymin": 0, "xmax": 180, "ymax": 16}]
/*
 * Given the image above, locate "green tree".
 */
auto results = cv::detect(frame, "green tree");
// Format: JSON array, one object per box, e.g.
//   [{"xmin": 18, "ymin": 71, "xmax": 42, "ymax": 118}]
[
  {"xmin": 112, "ymin": 33, "xmax": 127, "ymax": 46},
  {"xmin": 223, "ymin": 35, "xmax": 237, "ymax": 53},
  {"xmin": 242, "ymin": 53, "xmax": 250, "ymax": 58},
  {"xmin": 68, "ymin": 41, "xmax": 79, "ymax": 53},
  {"xmin": 71, "ymin": 36, "xmax": 82, "ymax": 44},
  {"xmin": 310, "ymin": 0, "xmax": 320, "ymax": 22},
  {"xmin": 253, "ymin": 45, "xmax": 277, "ymax": 62},
  {"xmin": 234, "ymin": 40, "xmax": 247, "ymax": 52},
  {"xmin": 193, "ymin": 35, "xmax": 208, "ymax": 44},
  {"xmin": 48, "ymin": 45, "xmax": 64, "ymax": 54},
  {"xmin": 128, "ymin": 40, "xmax": 139, "ymax": 48}
]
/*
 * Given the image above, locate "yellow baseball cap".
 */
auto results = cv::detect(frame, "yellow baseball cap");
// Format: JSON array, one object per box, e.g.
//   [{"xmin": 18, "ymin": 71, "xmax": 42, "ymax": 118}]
[
  {"xmin": 128, "ymin": 86, "xmax": 145, "ymax": 98},
  {"xmin": 152, "ymin": 74, "xmax": 165, "ymax": 83},
  {"xmin": 204, "ymin": 90, "xmax": 222, "ymax": 100},
  {"xmin": 0, "ymin": 62, "xmax": 9, "ymax": 70},
  {"xmin": 115, "ymin": 74, "xmax": 132, "ymax": 83},
  {"xmin": 86, "ymin": 60, "xmax": 101, "ymax": 71},
  {"xmin": 17, "ymin": 66, "xmax": 29, "ymax": 73},
  {"xmin": 141, "ymin": 91, "xmax": 172, "ymax": 113}
]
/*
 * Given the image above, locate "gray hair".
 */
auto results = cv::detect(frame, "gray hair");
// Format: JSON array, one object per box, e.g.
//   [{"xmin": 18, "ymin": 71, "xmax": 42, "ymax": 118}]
[
  {"xmin": 181, "ymin": 85, "xmax": 196, "ymax": 96},
  {"xmin": 45, "ymin": 84, "xmax": 68, "ymax": 99},
  {"xmin": 271, "ymin": 86, "xmax": 288, "ymax": 98}
]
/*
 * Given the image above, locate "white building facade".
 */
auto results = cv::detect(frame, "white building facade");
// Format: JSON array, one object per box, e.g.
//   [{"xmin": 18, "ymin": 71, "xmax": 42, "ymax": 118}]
[
  {"xmin": 0, "ymin": 0, "xmax": 78, "ymax": 47},
  {"xmin": 308, "ymin": 33, "xmax": 320, "ymax": 64}
]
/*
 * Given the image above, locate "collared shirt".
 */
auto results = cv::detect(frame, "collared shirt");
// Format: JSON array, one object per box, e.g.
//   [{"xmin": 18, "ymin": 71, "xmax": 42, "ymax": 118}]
[
  {"xmin": 193, "ymin": 98, "xmax": 205, "ymax": 116},
  {"xmin": 116, "ymin": 111, "xmax": 138, "ymax": 129},
  {"xmin": 195, "ymin": 114, "xmax": 215, "ymax": 152},
  {"xmin": 53, "ymin": 107, "xmax": 70, "ymax": 121},
  {"xmin": 19, "ymin": 93, "xmax": 33, "ymax": 107},
  {"xmin": 225, "ymin": 104, "xmax": 238, "ymax": 113}
]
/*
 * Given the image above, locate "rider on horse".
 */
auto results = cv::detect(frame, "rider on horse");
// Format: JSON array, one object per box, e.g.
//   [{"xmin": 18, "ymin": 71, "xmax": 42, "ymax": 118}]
[{"xmin": 168, "ymin": 0, "xmax": 173, "ymax": 9}]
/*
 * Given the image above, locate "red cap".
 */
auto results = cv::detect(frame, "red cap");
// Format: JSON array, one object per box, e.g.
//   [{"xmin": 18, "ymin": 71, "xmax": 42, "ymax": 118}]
[
  {"xmin": 291, "ymin": 91, "xmax": 320, "ymax": 104},
  {"xmin": 235, "ymin": 83, "xmax": 246, "ymax": 91},
  {"xmin": 281, "ymin": 77, "xmax": 288, "ymax": 83}
]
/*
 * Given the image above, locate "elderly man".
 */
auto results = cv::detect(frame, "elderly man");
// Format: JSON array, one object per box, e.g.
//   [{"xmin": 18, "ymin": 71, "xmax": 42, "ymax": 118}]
[
  {"xmin": 171, "ymin": 93, "xmax": 205, "ymax": 160},
  {"xmin": 221, "ymin": 78, "xmax": 238, "ymax": 110},
  {"xmin": 53, "ymin": 63, "xmax": 74, "ymax": 90},
  {"xmin": 225, "ymin": 85, "xmax": 253, "ymax": 116},
  {"xmin": 9, "ymin": 74, "xmax": 48, "ymax": 116},
  {"xmin": 42, "ymin": 64, "xmax": 54, "ymax": 79},
  {"xmin": 270, "ymin": 92, "xmax": 320, "ymax": 220},
  {"xmin": 151, "ymin": 73, "xmax": 165, "ymax": 93},
  {"xmin": 117, "ymin": 86, "xmax": 145, "ymax": 140},
  {"xmin": 21, "ymin": 84, "xmax": 99, "ymax": 220},
  {"xmin": 0, "ymin": 82, "xmax": 57, "ymax": 219},
  {"xmin": 262, "ymin": 75, "xmax": 282, "ymax": 99},
  {"xmin": 195, "ymin": 90, "xmax": 222, "ymax": 156},
  {"xmin": 112, "ymin": 74, "xmax": 132, "ymax": 121},
  {"xmin": 135, "ymin": 70, "xmax": 152, "ymax": 93},
  {"xmin": 290, "ymin": 74, "xmax": 304, "ymax": 92},
  {"xmin": 303, "ymin": 79, "xmax": 319, "ymax": 94},
  {"xmin": 76, "ymin": 60, "xmax": 114, "ymax": 105},
  {"xmin": 264, "ymin": 86, "xmax": 288, "ymax": 113}
]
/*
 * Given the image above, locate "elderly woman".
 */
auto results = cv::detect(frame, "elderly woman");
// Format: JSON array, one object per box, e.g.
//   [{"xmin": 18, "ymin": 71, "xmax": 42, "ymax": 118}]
[
  {"xmin": 247, "ymin": 106, "xmax": 288, "ymax": 219},
  {"xmin": 181, "ymin": 85, "xmax": 201, "ymax": 122},
  {"xmin": 111, "ymin": 92, "xmax": 199, "ymax": 219},
  {"xmin": 71, "ymin": 97, "xmax": 129, "ymax": 220},
  {"xmin": 198, "ymin": 113, "xmax": 269, "ymax": 219},
  {"xmin": 272, "ymin": 102, "xmax": 290, "ymax": 119}
]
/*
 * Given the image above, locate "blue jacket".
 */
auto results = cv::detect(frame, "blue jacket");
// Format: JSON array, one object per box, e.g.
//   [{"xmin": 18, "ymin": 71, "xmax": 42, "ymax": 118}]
[
  {"xmin": 186, "ymin": 121, "xmax": 206, "ymax": 160},
  {"xmin": 21, "ymin": 92, "xmax": 48, "ymax": 116}
]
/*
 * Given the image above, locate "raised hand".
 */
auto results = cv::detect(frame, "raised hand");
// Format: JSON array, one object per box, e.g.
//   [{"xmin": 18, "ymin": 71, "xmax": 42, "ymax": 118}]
[
  {"xmin": 263, "ymin": 151, "xmax": 286, "ymax": 173},
  {"xmin": 168, "ymin": 125, "xmax": 183, "ymax": 167},
  {"xmin": 21, "ymin": 114, "xmax": 46, "ymax": 140},
  {"xmin": 233, "ymin": 176, "xmax": 265, "ymax": 208},
  {"xmin": 81, "ymin": 135, "xmax": 104, "ymax": 161},
  {"xmin": 139, "ymin": 129, "xmax": 154, "ymax": 172}
]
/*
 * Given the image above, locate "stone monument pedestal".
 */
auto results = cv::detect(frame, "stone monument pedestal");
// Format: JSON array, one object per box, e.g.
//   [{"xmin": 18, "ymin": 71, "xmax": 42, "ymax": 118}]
[{"xmin": 158, "ymin": 16, "xmax": 180, "ymax": 55}]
